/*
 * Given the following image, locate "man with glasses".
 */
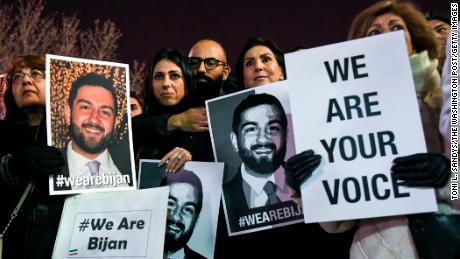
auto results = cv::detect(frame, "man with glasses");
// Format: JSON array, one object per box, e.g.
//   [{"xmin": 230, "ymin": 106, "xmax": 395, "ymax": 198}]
[
  {"xmin": 188, "ymin": 39, "xmax": 231, "ymax": 101},
  {"xmin": 164, "ymin": 39, "xmax": 233, "ymax": 135}
]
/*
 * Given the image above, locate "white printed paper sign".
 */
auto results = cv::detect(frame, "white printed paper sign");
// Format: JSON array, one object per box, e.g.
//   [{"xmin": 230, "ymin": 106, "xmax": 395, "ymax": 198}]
[
  {"xmin": 285, "ymin": 31, "xmax": 437, "ymax": 223},
  {"xmin": 52, "ymin": 187, "xmax": 169, "ymax": 259}
]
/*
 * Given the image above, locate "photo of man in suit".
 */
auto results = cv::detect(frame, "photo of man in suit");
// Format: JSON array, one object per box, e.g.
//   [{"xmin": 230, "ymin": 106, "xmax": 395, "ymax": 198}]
[
  {"xmin": 161, "ymin": 169, "xmax": 206, "ymax": 259},
  {"xmin": 224, "ymin": 93, "xmax": 290, "ymax": 216},
  {"xmin": 54, "ymin": 72, "xmax": 131, "ymax": 191}
]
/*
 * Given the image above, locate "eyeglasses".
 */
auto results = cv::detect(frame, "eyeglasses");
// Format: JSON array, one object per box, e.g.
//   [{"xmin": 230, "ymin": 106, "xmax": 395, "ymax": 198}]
[
  {"xmin": 9, "ymin": 69, "xmax": 45, "ymax": 84},
  {"xmin": 189, "ymin": 57, "xmax": 226, "ymax": 70}
]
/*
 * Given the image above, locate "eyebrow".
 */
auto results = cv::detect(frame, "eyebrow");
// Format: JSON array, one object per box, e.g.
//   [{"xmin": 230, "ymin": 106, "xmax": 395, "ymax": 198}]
[
  {"xmin": 76, "ymin": 99, "xmax": 114, "ymax": 112},
  {"xmin": 168, "ymin": 196, "xmax": 199, "ymax": 207},
  {"xmin": 240, "ymin": 121, "xmax": 257, "ymax": 130},
  {"xmin": 244, "ymin": 52, "xmax": 273, "ymax": 61},
  {"xmin": 268, "ymin": 119, "xmax": 282, "ymax": 125}
]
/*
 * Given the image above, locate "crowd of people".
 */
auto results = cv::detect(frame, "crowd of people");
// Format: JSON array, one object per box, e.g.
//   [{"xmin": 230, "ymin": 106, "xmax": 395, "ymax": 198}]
[{"xmin": 0, "ymin": 0, "xmax": 457, "ymax": 258}]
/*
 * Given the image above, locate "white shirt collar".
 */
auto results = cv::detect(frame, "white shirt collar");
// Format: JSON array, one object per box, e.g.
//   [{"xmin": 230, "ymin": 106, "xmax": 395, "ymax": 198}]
[
  {"xmin": 67, "ymin": 141, "xmax": 110, "ymax": 174},
  {"xmin": 167, "ymin": 247, "xmax": 185, "ymax": 259},
  {"xmin": 241, "ymin": 163, "xmax": 275, "ymax": 195}
]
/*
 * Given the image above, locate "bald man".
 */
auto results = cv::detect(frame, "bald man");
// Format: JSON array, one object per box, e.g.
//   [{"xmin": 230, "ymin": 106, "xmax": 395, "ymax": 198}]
[
  {"xmin": 166, "ymin": 39, "xmax": 233, "ymax": 134},
  {"xmin": 188, "ymin": 39, "xmax": 231, "ymax": 100}
]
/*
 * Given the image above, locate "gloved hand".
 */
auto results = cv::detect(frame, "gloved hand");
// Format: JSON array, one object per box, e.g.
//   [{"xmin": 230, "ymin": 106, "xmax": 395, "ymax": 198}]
[
  {"xmin": 8, "ymin": 145, "xmax": 65, "ymax": 181},
  {"xmin": 285, "ymin": 149, "xmax": 321, "ymax": 193},
  {"xmin": 391, "ymin": 153, "xmax": 450, "ymax": 188}
]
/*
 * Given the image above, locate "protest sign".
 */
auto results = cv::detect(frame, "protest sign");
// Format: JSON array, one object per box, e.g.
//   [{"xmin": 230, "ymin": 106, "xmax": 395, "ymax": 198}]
[
  {"xmin": 52, "ymin": 187, "xmax": 168, "ymax": 259},
  {"xmin": 285, "ymin": 31, "xmax": 437, "ymax": 223},
  {"xmin": 139, "ymin": 160, "xmax": 224, "ymax": 259},
  {"xmin": 207, "ymin": 82, "xmax": 303, "ymax": 235},
  {"xmin": 46, "ymin": 54, "xmax": 136, "ymax": 194}
]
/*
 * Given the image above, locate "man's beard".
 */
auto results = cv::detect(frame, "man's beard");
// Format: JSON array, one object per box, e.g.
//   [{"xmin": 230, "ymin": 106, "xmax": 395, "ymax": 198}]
[
  {"xmin": 239, "ymin": 142, "xmax": 286, "ymax": 174},
  {"xmin": 195, "ymin": 73, "xmax": 222, "ymax": 101},
  {"xmin": 164, "ymin": 217, "xmax": 195, "ymax": 253},
  {"xmin": 70, "ymin": 119, "xmax": 113, "ymax": 154}
]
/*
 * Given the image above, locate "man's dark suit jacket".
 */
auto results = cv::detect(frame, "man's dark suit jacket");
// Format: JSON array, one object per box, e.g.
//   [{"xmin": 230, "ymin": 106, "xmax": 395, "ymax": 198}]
[
  {"xmin": 184, "ymin": 245, "xmax": 206, "ymax": 259},
  {"xmin": 54, "ymin": 145, "xmax": 132, "ymax": 191},
  {"xmin": 223, "ymin": 166, "xmax": 249, "ymax": 223}
]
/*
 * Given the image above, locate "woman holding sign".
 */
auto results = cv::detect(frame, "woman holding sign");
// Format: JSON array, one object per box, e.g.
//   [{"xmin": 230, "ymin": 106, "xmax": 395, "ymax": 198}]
[
  {"xmin": 214, "ymin": 37, "xmax": 353, "ymax": 259},
  {"xmin": 0, "ymin": 55, "xmax": 65, "ymax": 259},
  {"xmin": 286, "ymin": 1, "xmax": 456, "ymax": 259},
  {"xmin": 133, "ymin": 49, "xmax": 214, "ymax": 173}
]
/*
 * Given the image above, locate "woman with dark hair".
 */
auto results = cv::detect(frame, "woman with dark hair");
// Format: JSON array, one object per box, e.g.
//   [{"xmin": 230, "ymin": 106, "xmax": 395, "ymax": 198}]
[
  {"xmin": 129, "ymin": 91, "xmax": 143, "ymax": 118},
  {"xmin": 0, "ymin": 55, "xmax": 64, "ymax": 259},
  {"xmin": 132, "ymin": 49, "xmax": 214, "ymax": 173},
  {"xmin": 235, "ymin": 37, "xmax": 286, "ymax": 89},
  {"xmin": 286, "ymin": 1, "xmax": 455, "ymax": 258}
]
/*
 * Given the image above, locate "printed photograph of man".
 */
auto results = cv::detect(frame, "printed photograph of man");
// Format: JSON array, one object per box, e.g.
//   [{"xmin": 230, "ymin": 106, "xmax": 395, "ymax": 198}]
[
  {"xmin": 226, "ymin": 93, "xmax": 288, "ymax": 209},
  {"xmin": 138, "ymin": 160, "xmax": 223, "ymax": 259},
  {"xmin": 207, "ymin": 87, "xmax": 303, "ymax": 235},
  {"xmin": 161, "ymin": 169, "xmax": 206, "ymax": 259},
  {"xmin": 48, "ymin": 56, "xmax": 135, "ymax": 194}
]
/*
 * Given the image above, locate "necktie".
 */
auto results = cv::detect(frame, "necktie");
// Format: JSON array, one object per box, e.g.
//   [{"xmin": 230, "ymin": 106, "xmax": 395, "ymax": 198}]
[
  {"xmin": 86, "ymin": 160, "xmax": 101, "ymax": 188},
  {"xmin": 264, "ymin": 181, "xmax": 281, "ymax": 206},
  {"xmin": 87, "ymin": 160, "xmax": 101, "ymax": 176}
]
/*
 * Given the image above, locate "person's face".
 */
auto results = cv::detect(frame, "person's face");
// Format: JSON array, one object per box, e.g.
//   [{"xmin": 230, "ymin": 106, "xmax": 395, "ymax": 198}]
[
  {"xmin": 130, "ymin": 97, "xmax": 142, "ymax": 117},
  {"xmin": 65, "ymin": 85, "xmax": 116, "ymax": 155},
  {"xmin": 366, "ymin": 13, "xmax": 413, "ymax": 56},
  {"xmin": 11, "ymin": 67, "xmax": 46, "ymax": 109},
  {"xmin": 188, "ymin": 40, "xmax": 230, "ymax": 84},
  {"xmin": 428, "ymin": 19, "xmax": 450, "ymax": 49},
  {"xmin": 165, "ymin": 183, "xmax": 200, "ymax": 250},
  {"xmin": 231, "ymin": 104, "xmax": 287, "ymax": 174},
  {"xmin": 152, "ymin": 59, "xmax": 185, "ymax": 106},
  {"xmin": 243, "ymin": 45, "xmax": 284, "ymax": 88}
]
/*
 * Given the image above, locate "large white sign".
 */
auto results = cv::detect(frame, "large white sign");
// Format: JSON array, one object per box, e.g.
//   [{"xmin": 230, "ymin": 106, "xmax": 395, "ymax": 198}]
[
  {"xmin": 285, "ymin": 31, "xmax": 437, "ymax": 223},
  {"xmin": 52, "ymin": 187, "xmax": 169, "ymax": 259}
]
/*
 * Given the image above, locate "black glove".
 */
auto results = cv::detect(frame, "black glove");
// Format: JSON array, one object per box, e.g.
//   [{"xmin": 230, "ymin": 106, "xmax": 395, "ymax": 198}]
[
  {"xmin": 391, "ymin": 153, "xmax": 450, "ymax": 188},
  {"xmin": 284, "ymin": 150, "xmax": 321, "ymax": 193},
  {"xmin": 8, "ymin": 145, "xmax": 65, "ymax": 181}
]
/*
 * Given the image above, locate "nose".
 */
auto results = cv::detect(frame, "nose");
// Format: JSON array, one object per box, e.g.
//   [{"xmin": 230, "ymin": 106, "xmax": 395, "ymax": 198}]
[
  {"xmin": 88, "ymin": 108, "xmax": 101, "ymax": 123},
  {"xmin": 197, "ymin": 61, "xmax": 207, "ymax": 73},
  {"xmin": 162, "ymin": 76, "xmax": 173, "ymax": 89},
  {"xmin": 254, "ymin": 59, "xmax": 263, "ymax": 71},
  {"xmin": 170, "ymin": 206, "xmax": 182, "ymax": 221},
  {"xmin": 256, "ymin": 129, "xmax": 270, "ymax": 144},
  {"xmin": 21, "ymin": 74, "xmax": 33, "ymax": 86}
]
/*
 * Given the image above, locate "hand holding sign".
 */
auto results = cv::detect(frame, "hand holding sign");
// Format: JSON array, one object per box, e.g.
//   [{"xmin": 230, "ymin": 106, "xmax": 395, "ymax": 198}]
[
  {"xmin": 284, "ymin": 150, "xmax": 322, "ymax": 193},
  {"xmin": 9, "ymin": 145, "xmax": 64, "ymax": 181},
  {"xmin": 392, "ymin": 153, "xmax": 450, "ymax": 188}
]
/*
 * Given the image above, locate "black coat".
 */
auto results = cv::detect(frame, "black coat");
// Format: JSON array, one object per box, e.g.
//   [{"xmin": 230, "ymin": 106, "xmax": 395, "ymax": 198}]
[
  {"xmin": 132, "ymin": 99, "xmax": 214, "ymax": 163},
  {"xmin": 0, "ymin": 117, "xmax": 64, "ymax": 259}
]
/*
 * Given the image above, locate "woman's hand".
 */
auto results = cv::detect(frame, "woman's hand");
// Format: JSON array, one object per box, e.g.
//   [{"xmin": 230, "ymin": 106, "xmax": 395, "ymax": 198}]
[{"xmin": 159, "ymin": 147, "xmax": 192, "ymax": 173}]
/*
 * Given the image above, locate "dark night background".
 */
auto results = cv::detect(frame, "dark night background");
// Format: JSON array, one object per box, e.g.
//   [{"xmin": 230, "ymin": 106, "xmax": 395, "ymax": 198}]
[{"xmin": 40, "ymin": 0, "xmax": 449, "ymax": 67}]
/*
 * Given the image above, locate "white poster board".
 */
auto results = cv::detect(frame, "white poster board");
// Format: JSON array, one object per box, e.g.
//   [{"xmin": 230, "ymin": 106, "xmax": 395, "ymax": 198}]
[
  {"xmin": 52, "ymin": 187, "xmax": 169, "ymax": 258},
  {"xmin": 285, "ymin": 31, "xmax": 437, "ymax": 223}
]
